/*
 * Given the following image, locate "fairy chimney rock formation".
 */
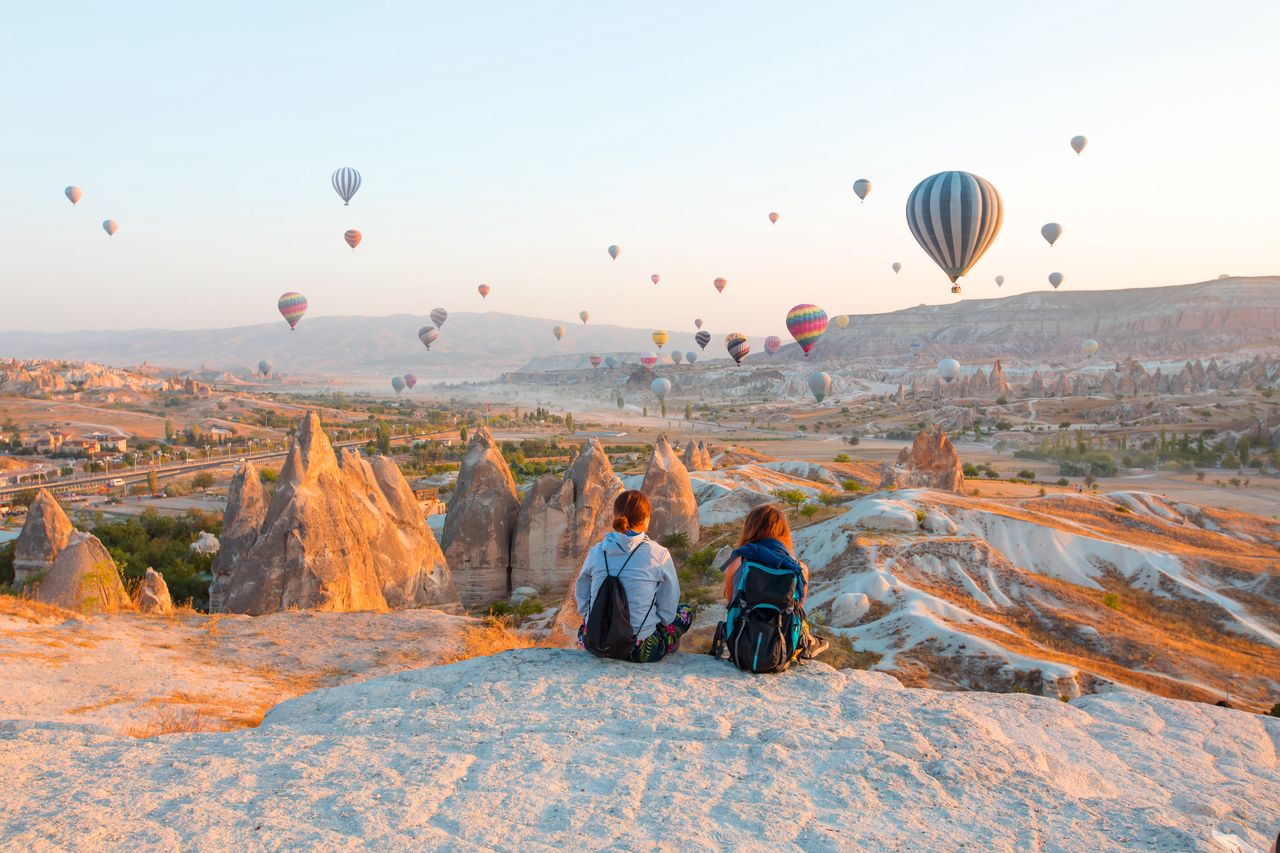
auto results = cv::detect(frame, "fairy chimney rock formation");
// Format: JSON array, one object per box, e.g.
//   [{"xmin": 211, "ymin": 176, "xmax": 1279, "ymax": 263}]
[
  {"xmin": 698, "ymin": 442, "xmax": 715, "ymax": 470},
  {"xmin": 511, "ymin": 437, "xmax": 624, "ymax": 593},
  {"xmin": 208, "ymin": 461, "xmax": 267, "ymax": 612},
  {"xmin": 34, "ymin": 532, "xmax": 133, "ymax": 613},
  {"xmin": 879, "ymin": 425, "xmax": 966, "ymax": 492},
  {"xmin": 13, "ymin": 489, "xmax": 74, "ymax": 587},
  {"xmin": 219, "ymin": 411, "xmax": 460, "ymax": 615},
  {"xmin": 137, "ymin": 567, "xmax": 173, "ymax": 614},
  {"xmin": 441, "ymin": 425, "xmax": 520, "ymax": 608},
  {"xmin": 682, "ymin": 440, "xmax": 702, "ymax": 471},
  {"xmin": 640, "ymin": 435, "xmax": 700, "ymax": 544}
]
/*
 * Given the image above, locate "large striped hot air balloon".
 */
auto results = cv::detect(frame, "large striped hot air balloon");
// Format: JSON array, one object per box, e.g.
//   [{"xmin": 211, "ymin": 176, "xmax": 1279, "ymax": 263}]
[
  {"xmin": 905, "ymin": 171, "xmax": 1003, "ymax": 294},
  {"xmin": 344, "ymin": 229, "xmax": 362, "ymax": 250},
  {"xmin": 785, "ymin": 304, "xmax": 828, "ymax": 356},
  {"xmin": 391, "ymin": 376, "xmax": 405, "ymax": 394},
  {"xmin": 671, "ymin": 350, "xmax": 685, "ymax": 365},
  {"xmin": 430, "ymin": 308, "xmax": 448, "ymax": 328},
  {"xmin": 477, "ymin": 283, "xmax": 491, "ymax": 299},
  {"xmin": 725, "ymin": 333, "xmax": 750, "ymax": 365},
  {"xmin": 332, "ymin": 167, "xmax": 361, "ymax": 205},
  {"xmin": 640, "ymin": 352, "xmax": 658, "ymax": 368},
  {"xmin": 651, "ymin": 330, "xmax": 669, "ymax": 349},
  {"xmin": 418, "ymin": 326, "xmax": 439, "ymax": 350},
  {"xmin": 694, "ymin": 330, "xmax": 710, "ymax": 350},
  {"xmin": 65, "ymin": 186, "xmax": 82, "ymax": 206},
  {"xmin": 278, "ymin": 292, "xmax": 308, "ymax": 330},
  {"xmin": 404, "ymin": 374, "xmax": 418, "ymax": 389},
  {"xmin": 764, "ymin": 336, "xmax": 782, "ymax": 356}
]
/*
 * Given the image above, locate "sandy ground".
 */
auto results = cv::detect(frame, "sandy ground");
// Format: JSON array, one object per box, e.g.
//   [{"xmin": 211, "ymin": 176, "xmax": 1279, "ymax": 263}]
[
  {"xmin": 0, "ymin": 649, "xmax": 1276, "ymax": 852},
  {"xmin": 0, "ymin": 605, "xmax": 471, "ymax": 735}
]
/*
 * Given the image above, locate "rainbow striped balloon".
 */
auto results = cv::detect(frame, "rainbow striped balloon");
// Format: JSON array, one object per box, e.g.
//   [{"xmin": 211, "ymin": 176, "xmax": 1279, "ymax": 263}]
[
  {"xmin": 277, "ymin": 292, "xmax": 308, "ymax": 330},
  {"xmin": 785, "ymin": 304, "xmax": 828, "ymax": 355}
]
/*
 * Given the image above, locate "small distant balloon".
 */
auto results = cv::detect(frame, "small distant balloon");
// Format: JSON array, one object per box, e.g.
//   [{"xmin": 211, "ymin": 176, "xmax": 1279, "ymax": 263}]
[
  {"xmin": 768, "ymin": 211, "xmax": 779, "ymax": 224},
  {"xmin": 685, "ymin": 351, "xmax": 698, "ymax": 365},
  {"xmin": 278, "ymin": 292, "xmax": 308, "ymax": 330},
  {"xmin": 651, "ymin": 274, "xmax": 660, "ymax": 285},
  {"xmin": 1049, "ymin": 272, "xmax": 1065, "ymax": 289},
  {"xmin": 430, "ymin": 308, "xmax": 448, "ymax": 328},
  {"xmin": 650, "ymin": 377, "xmax": 671, "ymax": 402},
  {"xmin": 808, "ymin": 371, "xmax": 832, "ymax": 403},
  {"xmin": 477, "ymin": 283, "xmax": 491, "ymax": 299},
  {"xmin": 671, "ymin": 350, "xmax": 685, "ymax": 365},
  {"xmin": 995, "ymin": 275, "xmax": 1005, "ymax": 287},
  {"xmin": 694, "ymin": 319, "xmax": 704, "ymax": 330},
  {"xmin": 102, "ymin": 219, "xmax": 118, "ymax": 237},
  {"xmin": 258, "ymin": 360, "xmax": 272, "ymax": 377},
  {"xmin": 694, "ymin": 330, "xmax": 710, "ymax": 350},
  {"xmin": 786, "ymin": 304, "xmax": 829, "ymax": 356},
  {"xmin": 580, "ymin": 310, "xmax": 590, "ymax": 324},
  {"xmin": 403, "ymin": 374, "xmax": 418, "ymax": 390},
  {"xmin": 853, "ymin": 179, "xmax": 872, "ymax": 201},
  {"xmin": 65, "ymin": 186, "xmax": 82, "ymax": 206},
  {"xmin": 713, "ymin": 277, "xmax": 727, "ymax": 294},
  {"xmin": 833, "ymin": 315, "xmax": 850, "ymax": 330},
  {"xmin": 764, "ymin": 336, "xmax": 782, "ymax": 356},
  {"xmin": 589, "ymin": 354, "xmax": 603, "ymax": 369},
  {"xmin": 725, "ymin": 333, "xmax": 750, "ymax": 365},
  {"xmin": 391, "ymin": 376, "xmax": 405, "ymax": 394},
  {"xmin": 605, "ymin": 355, "xmax": 619, "ymax": 369},
  {"xmin": 608, "ymin": 244, "xmax": 619, "ymax": 260},
  {"xmin": 418, "ymin": 326, "xmax": 439, "ymax": 350},
  {"xmin": 909, "ymin": 342, "xmax": 922, "ymax": 356},
  {"xmin": 1218, "ymin": 274, "xmax": 1229, "ymax": 280},
  {"xmin": 1070, "ymin": 135, "xmax": 1088, "ymax": 155},
  {"xmin": 1041, "ymin": 223, "xmax": 1063, "ymax": 247},
  {"xmin": 938, "ymin": 358, "xmax": 961, "ymax": 383},
  {"xmin": 651, "ymin": 330, "xmax": 669, "ymax": 349},
  {"xmin": 640, "ymin": 351, "xmax": 658, "ymax": 368},
  {"xmin": 332, "ymin": 167, "xmax": 361, "ymax": 205},
  {"xmin": 1081, "ymin": 339, "xmax": 1099, "ymax": 357},
  {"xmin": 344, "ymin": 229, "xmax": 362, "ymax": 250},
  {"xmin": 552, "ymin": 325, "xmax": 566, "ymax": 341},
  {"xmin": 892, "ymin": 262, "xmax": 902, "ymax": 274}
]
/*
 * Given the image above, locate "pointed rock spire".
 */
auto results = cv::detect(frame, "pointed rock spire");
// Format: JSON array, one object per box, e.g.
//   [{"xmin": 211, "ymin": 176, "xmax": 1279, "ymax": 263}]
[
  {"xmin": 640, "ymin": 435, "xmax": 700, "ymax": 544},
  {"xmin": 13, "ymin": 489, "xmax": 74, "ymax": 587},
  {"xmin": 441, "ymin": 425, "xmax": 520, "ymax": 608},
  {"xmin": 209, "ymin": 461, "xmax": 267, "ymax": 612},
  {"xmin": 35, "ymin": 532, "xmax": 133, "ymax": 613}
]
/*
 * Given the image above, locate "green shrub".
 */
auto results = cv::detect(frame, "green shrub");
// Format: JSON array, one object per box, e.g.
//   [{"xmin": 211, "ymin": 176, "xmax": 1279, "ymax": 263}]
[
  {"xmin": 833, "ymin": 453, "xmax": 850, "ymax": 463},
  {"xmin": 1102, "ymin": 593, "xmax": 1122, "ymax": 611},
  {"xmin": 842, "ymin": 479, "xmax": 863, "ymax": 492},
  {"xmin": 1016, "ymin": 470, "xmax": 1036, "ymax": 480}
]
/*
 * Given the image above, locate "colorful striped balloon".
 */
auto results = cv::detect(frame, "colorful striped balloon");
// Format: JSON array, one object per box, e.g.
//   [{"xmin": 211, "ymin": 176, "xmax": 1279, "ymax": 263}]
[
  {"xmin": 725, "ymin": 333, "xmax": 750, "ymax": 365},
  {"xmin": 278, "ymin": 292, "xmax": 308, "ymax": 330},
  {"xmin": 764, "ymin": 336, "xmax": 782, "ymax": 355},
  {"xmin": 651, "ymin": 330, "xmax": 669, "ymax": 349},
  {"xmin": 418, "ymin": 326, "xmax": 439, "ymax": 350},
  {"xmin": 431, "ymin": 308, "xmax": 448, "ymax": 328},
  {"xmin": 344, "ymin": 229, "xmax": 362, "ymax": 250},
  {"xmin": 589, "ymin": 354, "xmax": 603, "ymax": 369},
  {"xmin": 785, "ymin": 304, "xmax": 828, "ymax": 356},
  {"xmin": 403, "ymin": 374, "xmax": 418, "ymax": 389}
]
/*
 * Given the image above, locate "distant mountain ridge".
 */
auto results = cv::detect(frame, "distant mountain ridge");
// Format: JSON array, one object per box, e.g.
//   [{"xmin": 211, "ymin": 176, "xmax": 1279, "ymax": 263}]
[{"xmin": 1, "ymin": 277, "xmax": 1276, "ymax": 382}]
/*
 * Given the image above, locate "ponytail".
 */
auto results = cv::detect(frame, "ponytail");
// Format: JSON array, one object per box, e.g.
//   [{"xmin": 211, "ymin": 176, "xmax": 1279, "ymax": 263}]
[{"xmin": 611, "ymin": 489, "xmax": 651, "ymax": 533}]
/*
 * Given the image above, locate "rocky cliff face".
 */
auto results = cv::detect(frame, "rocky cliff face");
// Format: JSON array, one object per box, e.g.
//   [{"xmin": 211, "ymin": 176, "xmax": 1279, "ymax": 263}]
[
  {"xmin": 13, "ymin": 490, "xmax": 74, "ymax": 587},
  {"xmin": 879, "ymin": 426, "xmax": 965, "ymax": 492},
  {"xmin": 640, "ymin": 435, "xmax": 700, "ymax": 544},
  {"xmin": 218, "ymin": 412, "xmax": 460, "ymax": 615},
  {"xmin": 208, "ymin": 462, "xmax": 267, "ymax": 613},
  {"xmin": 510, "ymin": 438, "xmax": 623, "ymax": 593},
  {"xmin": 440, "ymin": 426, "xmax": 520, "ymax": 608},
  {"xmin": 34, "ymin": 532, "xmax": 132, "ymax": 613}
]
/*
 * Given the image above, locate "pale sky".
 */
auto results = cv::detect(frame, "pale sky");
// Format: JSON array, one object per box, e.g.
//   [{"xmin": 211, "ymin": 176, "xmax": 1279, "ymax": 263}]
[{"xmin": 3, "ymin": 1, "xmax": 1277, "ymax": 336}]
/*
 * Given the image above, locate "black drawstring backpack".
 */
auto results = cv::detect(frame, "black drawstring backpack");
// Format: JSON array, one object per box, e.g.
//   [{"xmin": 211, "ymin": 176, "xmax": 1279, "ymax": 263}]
[{"xmin": 583, "ymin": 542, "xmax": 657, "ymax": 660}]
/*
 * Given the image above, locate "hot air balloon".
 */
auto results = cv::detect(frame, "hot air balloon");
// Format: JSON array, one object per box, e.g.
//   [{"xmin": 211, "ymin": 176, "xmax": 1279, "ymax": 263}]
[
  {"xmin": 580, "ymin": 310, "xmax": 590, "ymax": 324},
  {"xmin": 258, "ymin": 360, "xmax": 272, "ymax": 377},
  {"xmin": 786, "ymin": 304, "xmax": 828, "ymax": 356},
  {"xmin": 909, "ymin": 342, "xmax": 922, "ymax": 357},
  {"xmin": 1081, "ymin": 339, "xmax": 1099, "ymax": 357},
  {"xmin": 906, "ymin": 171, "xmax": 1003, "ymax": 293},
  {"xmin": 892, "ymin": 262, "xmax": 902, "ymax": 274},
  {"xmin": 695, "ymin": 330, "xmax": 710, "ymax": 350},
  {"xmin": 552, "ymin": 325, "xmax": 566, "ymax": 341},
  {"xmin": 391, "ymin": 376, "xmax": 405, "ymax": 394},
  {"xmin": 769, "ymin": 211, "xmax": 779, "ymax": 224},
  {"xmin": 1041, "ymin": 223, "xmax": 1063, "ymax": 247},
  {"xmin": 694, "ymin": 319, "xmax": 704, "ymax": 330},
  {"xmin": 671, "ymin": 350, "xmax": 685, "ymax": 365},
  {"xmin": 1218, "ymin": 274, "xmax": 1230, "ymax": 280},
  {"xmin": 808, "ymin": 371, "xmax": 832, "ymax": 403},
  {"xmin": 651, "ymin": 274, "xmax": 660, "ymax": 285},
  {"xmin": 640, "ymin": 352, "xmax": 658, "ymax": 368},
  {"xmin": 477, "ymin": 283, "xmax": 491, "ymax": 299},
  {"xmin": 605, "ymin": 355, "xmax": 619, "ymax": 369},
  {"xmin": 1070, "ymin": 135, "xmax": 1088, "ymax": 155},
  {"xmin": 764, "ymin": 336, "xmax": 782, "ymax": 356},
  {"xmin": 278, "ymin": 292, "xmax": 308, "ymax": 330},
  {"xmin": 651, "ymin": 377, "xmax": 671, "ymax": 402},
  {"xmin": 685, "ymin": 351, "xmax": 698, "ymax": 365},
  {"xmin": 65, "ymin": 186, "xmax": 82, "ymax": 206},
  {"xmin": 853, "ymin": 179, "xmax": 872, "ymax": 202},
  {"xmin": 833, "ymin": 315, "xmax": 850, "ymax": 330},
  {"xmin": 1049, "ymin": 272, "xmax": 1064, "ymax": 289},
  {"xmin": 344, "ymin": 229, "xmax": 362, "ymax": 250},
  {"xmin": 651, "ymin": 330, "xmax": 669, "ymax": 349},
  {"xmin": 404, "ymin": 374, "xmax": 418, "ymax": 389},
  {"xmin": 430, "ymin": 308, "xmax": 448, "ymax": 328},
  {"xmin": 589, "ymin": 354, "xmax": 603, "ymax": 369},
  {"xmin": 608, "ymin": 244, "xmax": 619, "ymax": 260},
  {"xmin": 725, "ymin": 333, "xmax": 750, "ymax": 365},
  {"xmin": 938, "ymin": 358, "xmax": 961, "ymax": 383},
  {"xmin": 102, "ymin": 220, "xmax": 118, "ymax": 237},
  {"xmin": 995, "ymin": 275, "xmax": 1005, "ymax": 287},
  {"xmin": 713, "ymin": 277, "xmax": 727, "ymax": 294},
  {"xmin": 418, "ymin": 326, "xmax": 439, "ymax": 350},
  {"xmin": 332, "ymin": 167, "xmax": 361, "ymax": 205}
]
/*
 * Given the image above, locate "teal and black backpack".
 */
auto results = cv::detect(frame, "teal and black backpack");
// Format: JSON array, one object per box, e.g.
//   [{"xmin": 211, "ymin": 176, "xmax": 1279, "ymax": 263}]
[{"xmin": 711, "ymin": 560, "xmax": 804, "ymax": 674}]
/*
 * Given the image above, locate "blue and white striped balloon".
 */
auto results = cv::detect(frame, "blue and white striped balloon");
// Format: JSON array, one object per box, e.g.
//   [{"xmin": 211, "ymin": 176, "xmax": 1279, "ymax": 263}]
[
  {"xmin": 905, "ymin": 171, "xmax": 1003, "ymax": 286},
  {"xmin": 331, "ymin": 166, "xmax": 362, "ymax": 205}
]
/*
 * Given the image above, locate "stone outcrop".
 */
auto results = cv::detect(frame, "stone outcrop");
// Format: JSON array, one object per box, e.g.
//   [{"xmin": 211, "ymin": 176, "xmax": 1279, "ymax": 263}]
[
  {"xmin": 640, "ymin": 435, "xmax": 700, "ymax": 544},
  {"xmin": 681, "ymin": 440, "xmax": 714, "ymax": 472},
  {"xmin": 34, "ymin": 532, "xmax": 132, "ymax": 613},
  {"xmin": 136, "ymin": 567, "xmax": 173, "ymax": 614},
  {"xmin": 208, "ymin": 462, "xmax": 267, "ymax": 612},
  {"xmin": 511, "ymin": 438, "xmax": 623, "ymax": 593},
  {"xmin": 218, "ymin": 412, "xmax": 460, "ymax": 615},
  {"xmin": 189, "ymin": 532, "xmax": 220, "ymax": 556},
  {"xmin": 13, "ymin": 489, "xmax": 74, "ymax": 587},
  {"xmin": 879, "ymin": 425, "xmax": 966, "ymax": 492},
  {"xmin": 440, "ymin": 425, "xmax": 520, "ymax": 608}
]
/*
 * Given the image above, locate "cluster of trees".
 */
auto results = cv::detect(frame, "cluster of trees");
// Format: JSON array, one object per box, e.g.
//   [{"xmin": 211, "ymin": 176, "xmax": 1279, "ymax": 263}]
[{"xmin": 92, "ymin": 509, "xmax": 221, "ymax": 608}]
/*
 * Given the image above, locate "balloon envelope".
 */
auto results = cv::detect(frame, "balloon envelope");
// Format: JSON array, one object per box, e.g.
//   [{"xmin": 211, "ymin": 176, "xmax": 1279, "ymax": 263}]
[
  {"xmin": 651, "ymin": 330, "xmax": 669, "ymax": 349},
  {"xmin": 605, "ymin": 355, "xmax": 619, "ymax": 369},
  {"xmin": 808, "ymin": 371, "xmax": 832, "ymax": 403},
  {"xmin": 651, "ymin": 274, "xmax": 660, "ymax": 284},
  {"xmin": 764, "ymin": 336, "xmax": 782, "ymax": 355},
  {"xmin": 608, "ymin": 244, "xmax": 619, "ymax": 260},
  {"xmin": 713, "ymin": 277, "xmax": 727, "ymax": 294},
  {"xmin": 589, "ymin": 354, "xmax": 603, "ymax": 368},
  {"xmin": 477, "ymin": 284, "xmax": 491, "ymax": 299},
  {"xmin": 650, "ymin": 377, "xmax": 671, "ymax": 401},
  {"xmin": 258, "ymin": 360, "xmax": 271, "ymax": 376},
  {"xmin": 1041, "ymin": 223, "xmax": 1063, "ymax": 247},
  {"xmin": 694, "ymin": 319, "xmax": 703, "ymax": 330},
  {"xmin": 65, "ymin": 186, "xmax": 82, "ymax": 205},
  {"xmin": 938, "ymin": 358, "xmax": 961, "ymax": 382},
  {"xmin": 102, "ymin": 219, "xmax": 118, "ymax": 236},
  {"xmin": 671, "ymin": 350, "xmax": 684, "ymax": 365},
  {"xmin": 430, "ymin": 308, "xmax": 448, "ymax": 328},
  {"xmin": 1049, "ymin": 272, "xmax": 1064, "ymax": 289},
  {"xmin": 391, "ymin": 376, "xmax": 405, "ymax": 393},
  {"xmin": 834, "ymin": 315, "xmax": 850, "ymax": 329},
  {"xmin": 344, "ymin": 229, "xmax": 362, "ymax": 249},
  {"xmin": 404, "ymin": 374, "xmax": 417, "ymax": 389},
  {"xmin": 552, "ymin": 325, "xmax": 565, "ymax": 341},
  {"xmin": 725, "ymin": 333, "xmax": 750, "ymax": 365},
  {"xmin": 580, "ymin": 311, "xmax": 590, "ymax": 324},
  {"xmin": 853, "ymin": 179, "xmax": 871, "ymax": 201},
  {"xmin": 786, "ymin": 304, "xmax": 829, "ymax": 355},
  {"xmin": 906, "ymin": 171, "xmax": 1003, "ymax": 284},
  {"xmin": 892, "ymin": 262, "xmax": 901, "ymax": 274},
  {"xmin": 685, "ymin": 351, "xmax": 698, "ymax": 365},
  {"xmin": 995, "ymin": 275, "xmax": 1005, "ymax": 286},
  {"xmin": 909, "ymin": 342, "xmax": 922, "ymax": 355},
  {"xmin": 694, "ymin": 330, "xmax": 710, "ymax": 350},
  {"xmin": 1082, "ymin": 339, "xmax": 1099, "ymax": 356},
  {"xmin": 640, "ymin": 351, "xmax": 658, "ymax": 368},
  {"xmin": 1070, "ymin": 135, "xmax": 1088, "ymax": 155},
  {"xmin": 768, "ymin": 211, "xmax": 779, "ymax": 224},
  {"xmin": 418, "ymin": 326, "xmax": 439, "ymax": 349},
  {"xmin": 278, "ymin": 292, "xmax": 307, "ymax": 329},
  {"xmin": 332, "ymin": 167, "xmax": 361, "ymax": 205}
]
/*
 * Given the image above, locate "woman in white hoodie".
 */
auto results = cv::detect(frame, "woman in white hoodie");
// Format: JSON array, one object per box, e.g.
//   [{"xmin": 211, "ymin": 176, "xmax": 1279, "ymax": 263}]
[{"xmin": 575, "ymin": 490, "xmax": 691, "ymax": 663}]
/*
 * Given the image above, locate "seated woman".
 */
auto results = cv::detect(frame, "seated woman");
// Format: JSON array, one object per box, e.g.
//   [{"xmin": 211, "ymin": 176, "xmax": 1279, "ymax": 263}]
[
  {"xmin": 575, "ymin": 490, "xmax": 692, "ymax": 663},
  {"xmin": 721, "ymin": 503, "xmax": 828, "ymax": 658}
]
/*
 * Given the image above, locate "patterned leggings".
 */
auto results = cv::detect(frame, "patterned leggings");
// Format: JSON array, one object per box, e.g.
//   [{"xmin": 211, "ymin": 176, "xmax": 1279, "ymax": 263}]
[{"xmin": 578, "ymin": 604, "xmax": 694, "ymax": 663}]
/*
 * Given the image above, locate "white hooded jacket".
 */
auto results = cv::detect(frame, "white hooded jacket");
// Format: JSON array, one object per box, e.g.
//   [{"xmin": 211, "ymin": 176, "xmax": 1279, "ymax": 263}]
[{"xmin": 575, "ymin": 531, "xmax": 680, "ymax": 642}]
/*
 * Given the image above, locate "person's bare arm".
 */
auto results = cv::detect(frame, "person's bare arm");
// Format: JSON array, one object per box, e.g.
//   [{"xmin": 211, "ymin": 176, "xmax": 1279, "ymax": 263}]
[{"xmin": 722, "ymin": 556, "xmax": 742, "ymax": 603}]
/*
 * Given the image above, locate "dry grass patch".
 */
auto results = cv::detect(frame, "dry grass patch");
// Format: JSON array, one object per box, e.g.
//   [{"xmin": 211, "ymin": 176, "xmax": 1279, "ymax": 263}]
[
  {"xmin": 126, "ymin": 706, "xmax": 220, "ymax": 738},
  {"xmin": 0, "ymin": 594, "xmax": 78, "ymax": 624},
  {"xmin": 440, "ymin": 616, "xmax": 550, "ymax": 665}
]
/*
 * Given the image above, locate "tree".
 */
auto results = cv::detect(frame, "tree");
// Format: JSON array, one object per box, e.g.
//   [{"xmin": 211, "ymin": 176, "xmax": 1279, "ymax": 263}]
[
  {"xmin": 565, "ymin": 413, "xmax": 574, "ymax": 433},
  {"xmin": 164, "ymin": 419, "xmax": 176, "ymax": 442},
  {"xmin": 616, "ymin": 396, "xmax": 624, "ymax": 411},
  {"xmin": 458, "ymin": 423, "xmax": 468, "ymax": 444},
  {"xmin": 1237, "ymin": 437, "xmax": 1251, "ymax": 469},
  {"xmin": 772, "ymin": 488, "xmax": 807, "ymax": 516},
  {"xmin": 192, "ymin": 472, "xmax": 214, "ymax": 491},
  {"xmin": 375, "ymin": 421, "xmax": 392, "ymax": 455},
  {"xmin": 147, "ymin": 469, "xmax": 159, "ymax": 493},
  {"xmin": 685, "ymin": 403, "xmax": 692, "ymax": 421}
]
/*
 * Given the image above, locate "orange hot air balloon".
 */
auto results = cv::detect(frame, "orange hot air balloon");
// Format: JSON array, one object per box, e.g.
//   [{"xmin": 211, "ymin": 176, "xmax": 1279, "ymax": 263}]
[
  {"xmin": 768, "ymin": 212, "xmax": 779, "ymax": 224},
  {"xmin": 478, "ymin": 283, "xmax": 491, "ymax": 299},
  {"xmin": 713, "ymin": 277, "xmax": 727, "ymax": 294},
  {"xmin": 344, "ymin": 229, "xmax": 362, "ymax": 250}
]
